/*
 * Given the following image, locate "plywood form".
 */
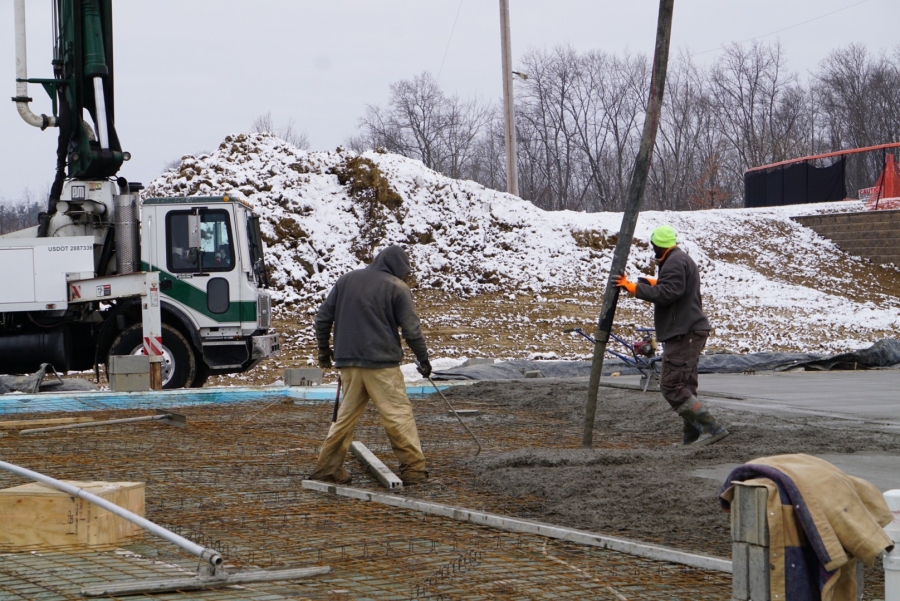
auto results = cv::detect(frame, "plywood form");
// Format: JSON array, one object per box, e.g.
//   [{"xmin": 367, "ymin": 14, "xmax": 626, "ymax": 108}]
[{"xmin": 0, "ymin": 481, "xmax": 144, "ymax": 550}]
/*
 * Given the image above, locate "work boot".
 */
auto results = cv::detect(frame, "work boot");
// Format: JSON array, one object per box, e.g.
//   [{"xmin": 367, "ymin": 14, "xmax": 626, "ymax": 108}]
[
  {"xmin": 400, "ymin": 470, "xmax": 429, "ymax": 486},
  {"xmin": 681, "ymin": 416, "xmax": 701, "ymax": 446},
  {"xmin": 675, "ymin": 397, "xmax": 729, "ymax": 446},
  {"xmin": 309, "ymin": 467, "xmax": 353, "ymax": 485}
]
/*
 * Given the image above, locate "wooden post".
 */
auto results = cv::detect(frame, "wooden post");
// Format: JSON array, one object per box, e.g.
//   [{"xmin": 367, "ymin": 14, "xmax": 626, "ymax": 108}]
[
  {"xmin": 731, "ymin": 484, "xmax": 770, "ymax": 600},
  {"xmin": 731, "ymin": 483, "xmax": 864, "ymax": 600},
  {"xmin": 149, "ymin": 362, "xmax": 163, "ymax": 391},
  {"xmin": 499, "ymin": 0, "xmax": 518, "ymax": 197}
]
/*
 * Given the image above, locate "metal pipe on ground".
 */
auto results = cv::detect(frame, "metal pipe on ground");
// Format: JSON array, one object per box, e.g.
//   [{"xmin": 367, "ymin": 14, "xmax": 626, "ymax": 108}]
[
  {"xmin": 0, "ymin": 459, "xmax": 222, "ymax": 568},
  {"xmin": 583, "ymin": 0, "xmax": 675, "ymax": 449}
]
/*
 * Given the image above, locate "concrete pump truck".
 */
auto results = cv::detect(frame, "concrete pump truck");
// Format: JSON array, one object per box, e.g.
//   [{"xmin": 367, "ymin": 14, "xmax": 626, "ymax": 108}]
[{"xmin": 4, "ymin": 0, "xmax": 279, "ymax": 389}]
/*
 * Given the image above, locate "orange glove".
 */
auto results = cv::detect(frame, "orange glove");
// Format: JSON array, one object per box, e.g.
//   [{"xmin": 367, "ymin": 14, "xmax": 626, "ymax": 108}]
[
  {"xmin": 614, "ymin": 273, "xmax": 637, "ymax": 295},
  {"xmin": 638, "ymin": 276, "xmax": 658, "ymax": 286}
]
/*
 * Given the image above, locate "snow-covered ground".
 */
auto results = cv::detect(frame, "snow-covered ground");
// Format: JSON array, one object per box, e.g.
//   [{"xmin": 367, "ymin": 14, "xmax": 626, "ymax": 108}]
[{"xmin": 146, "ymin": 133, "xmax": 900, "ymax": 357}]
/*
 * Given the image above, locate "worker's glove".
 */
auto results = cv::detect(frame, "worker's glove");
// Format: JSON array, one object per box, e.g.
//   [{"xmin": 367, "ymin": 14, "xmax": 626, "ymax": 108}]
[
  {"xmin": 416, "ymin": 359, "xmax": 432, "ymax": 378},
  {"xmin": 318, "ymin": 347, "xmax": 334, "ymax": 369},
  {"xmin": 614, "ymin": 273, "xmax": 637, "ymax": 295},
  {"xmin": 638, "ymin": 276, "xmax": 658, "ymax": 286}
]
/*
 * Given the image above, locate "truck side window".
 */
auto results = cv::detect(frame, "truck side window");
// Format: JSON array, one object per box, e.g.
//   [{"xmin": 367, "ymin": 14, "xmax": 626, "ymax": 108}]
[{"xmin": 166, "ymin": 210, "xmax": 235, "ymax": 273}]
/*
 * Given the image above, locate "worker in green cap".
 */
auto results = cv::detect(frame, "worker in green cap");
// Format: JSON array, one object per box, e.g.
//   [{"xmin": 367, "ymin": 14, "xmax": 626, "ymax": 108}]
[{"xmin": 615, "ymin": 225, "xmax": 729, "ymax": 446}]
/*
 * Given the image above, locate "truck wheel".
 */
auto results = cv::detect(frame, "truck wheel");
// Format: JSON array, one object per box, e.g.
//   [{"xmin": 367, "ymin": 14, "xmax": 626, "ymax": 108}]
[
  {"xmin": 109, "ymin": 323, "xmax": 197, "ymax": 389},
  {"xmin": 190, "ymin": 362, "xmax": 210, "ymax": 388}
]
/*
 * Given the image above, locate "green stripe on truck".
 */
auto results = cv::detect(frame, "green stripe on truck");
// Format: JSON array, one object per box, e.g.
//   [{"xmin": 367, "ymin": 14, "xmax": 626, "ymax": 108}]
[{"xmin": 141, "ymin": 262, "xmax": 256, "ymax": 323}]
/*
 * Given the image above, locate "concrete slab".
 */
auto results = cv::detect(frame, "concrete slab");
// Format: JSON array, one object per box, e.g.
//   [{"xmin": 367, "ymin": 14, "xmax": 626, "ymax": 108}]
[
  {"xmin": 693, "ymin": 452, "xmax": 900, "ymax": 492},
  {"xmin": 616, "ymin": 370, "xmax": 900, "ymax": 426},
  {"xmin": 614, "ymin": 370, "xmax": 900, "ymax": 493}
]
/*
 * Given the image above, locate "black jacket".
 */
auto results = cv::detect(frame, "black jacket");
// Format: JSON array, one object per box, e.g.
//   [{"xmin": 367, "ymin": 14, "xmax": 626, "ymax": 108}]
[
  {"xmin": 635, "ymin": 246, "xmax": 710, "ymax": 342},
  {"xmin": 314, "ymin": 246, "xmax": 429, "ymax": 368}
]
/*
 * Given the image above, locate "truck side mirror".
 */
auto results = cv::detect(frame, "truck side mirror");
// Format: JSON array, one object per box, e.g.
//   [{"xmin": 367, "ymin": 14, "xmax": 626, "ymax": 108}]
[{"xmin": 188, "ymin": 213, "xmax": 201, "ymax": 249}]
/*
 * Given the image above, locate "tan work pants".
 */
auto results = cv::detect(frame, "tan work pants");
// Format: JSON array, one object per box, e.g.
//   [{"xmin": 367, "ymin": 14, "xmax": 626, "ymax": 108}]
[{"xmin": 311, "ymin": 366, "xmax": 426, "ymax": 482}]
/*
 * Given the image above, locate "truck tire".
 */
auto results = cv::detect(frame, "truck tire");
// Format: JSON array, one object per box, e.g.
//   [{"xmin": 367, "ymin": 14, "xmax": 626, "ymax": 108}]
[
  {"xmin": 190, "ymin": 362, "xmax": 210, "ymax": 388},
  {"xmin": 108, "ymin": 323, "xmax": 197, "ymax": 389}
]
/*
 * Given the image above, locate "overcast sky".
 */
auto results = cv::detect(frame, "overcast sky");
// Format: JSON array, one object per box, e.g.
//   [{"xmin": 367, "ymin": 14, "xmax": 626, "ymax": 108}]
[{"xmin": 1, "ymin": 0, "xmax": 895, "ymax": 201}]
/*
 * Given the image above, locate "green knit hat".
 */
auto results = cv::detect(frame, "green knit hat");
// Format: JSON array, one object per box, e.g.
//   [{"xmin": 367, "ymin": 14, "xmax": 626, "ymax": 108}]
[{"xmin": 650, "ymin": 225, "xmax": 677, "ymax": 248}]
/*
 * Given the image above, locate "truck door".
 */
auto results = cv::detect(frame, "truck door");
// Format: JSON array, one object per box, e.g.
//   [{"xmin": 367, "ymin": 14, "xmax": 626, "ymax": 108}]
[{"xmin": 164, "ymin": 207, "xmax": 241, "ymax": 323}]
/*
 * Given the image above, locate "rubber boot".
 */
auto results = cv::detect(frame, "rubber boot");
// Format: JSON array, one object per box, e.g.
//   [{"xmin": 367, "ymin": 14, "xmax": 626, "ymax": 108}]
[
  {"xmin": 681, "ymin": 416, "xmax": 701, "ymax": 446},
  {"xmin": 675, "ymin": 397, "xmax": 729, "ymax": 446}
]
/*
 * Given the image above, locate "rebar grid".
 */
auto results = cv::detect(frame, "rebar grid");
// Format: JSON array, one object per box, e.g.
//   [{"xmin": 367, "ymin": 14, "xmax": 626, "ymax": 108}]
[{"xmin": 0, "ymin": 396, "xmax": 730, "ymax": 599}]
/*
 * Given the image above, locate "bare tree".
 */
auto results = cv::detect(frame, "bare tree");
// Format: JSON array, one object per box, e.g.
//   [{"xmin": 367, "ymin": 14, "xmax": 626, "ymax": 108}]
[
  {"xmin": 0, "ymin": 188, "xmax": 44, "ymax": 234},
  {"xmin": 813, "ymin": 43, "xmax": 900, "ymax": 191},
  {"xmin": 709, "ymin": 42, "xmax": 811, "ymax": 186},
  {"xmin": 650, "ymin": 53, "xmax": 731, "ymax": 210},
  {"xmin": 349, "ymin": 42, "xmax": 899, "ymax": 212},
  {"xmin": 357, "ymin": 72, "xmax": 489, "ymax": 180},
  {"xmin": 251, "ymin": 111, "xmax": 310, "ymax": 150}
]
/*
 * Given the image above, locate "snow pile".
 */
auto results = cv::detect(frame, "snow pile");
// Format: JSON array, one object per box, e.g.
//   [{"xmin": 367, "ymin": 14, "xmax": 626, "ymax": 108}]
[
  {"xmin": 145, "ymin": 133, "xmax": 900, "ymax": 354},
  {"xmin": 146, "ymin": 133, "xmax": 597, "ymax": 305}
]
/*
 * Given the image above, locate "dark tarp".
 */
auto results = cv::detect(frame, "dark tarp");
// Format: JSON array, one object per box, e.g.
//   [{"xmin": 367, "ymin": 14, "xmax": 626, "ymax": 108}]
[
  {"xmin": 744, "ymin": 157, "xmax": 846, "ymax": 208},
  {"xmin": 794, "ymin": 338, "xmax": 900, "ymax": 371},
  {"xmin": 0, "ymin": 363, "xmax": 99, "ymax": 394},
  {"xmin": 432, "ymin": 339, "xmax": 900, "ymax": 381}
]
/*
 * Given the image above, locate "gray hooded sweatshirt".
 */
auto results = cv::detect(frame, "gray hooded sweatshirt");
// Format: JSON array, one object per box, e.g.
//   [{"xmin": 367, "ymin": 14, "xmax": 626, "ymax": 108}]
[{"xmin": 314, "ymin": 246, "xmax": 429, "ymax": 369}]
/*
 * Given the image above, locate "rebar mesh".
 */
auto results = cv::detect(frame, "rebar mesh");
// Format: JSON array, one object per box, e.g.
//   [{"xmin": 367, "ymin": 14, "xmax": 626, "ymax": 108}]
[{"xmin": 0, "ymin": 394, "xmax": 732, "ymax": 599}]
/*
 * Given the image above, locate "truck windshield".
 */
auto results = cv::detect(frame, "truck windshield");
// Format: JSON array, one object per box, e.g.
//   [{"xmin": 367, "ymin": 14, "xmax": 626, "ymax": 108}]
[{"xmin": 247, "ymin": 215, "xmax": 270, "ymax": 288}]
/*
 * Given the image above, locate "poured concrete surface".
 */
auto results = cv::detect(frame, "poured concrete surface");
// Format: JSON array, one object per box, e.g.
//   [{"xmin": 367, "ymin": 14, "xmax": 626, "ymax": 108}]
[
  {"xmin": 616, "ymin": 370, "xmax": 900, "ymax": 494},
  {"xmin": 617, "ymin": 370, "xmax": 900, "ymax": 425},
  {"xmin": 694, "ymin": 452, "xmax": 900, "ymax": 492}
]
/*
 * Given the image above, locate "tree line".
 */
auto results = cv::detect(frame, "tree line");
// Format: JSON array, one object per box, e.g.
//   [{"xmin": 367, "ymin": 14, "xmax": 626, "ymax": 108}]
[
  {"xmin": 350, "ymin": 42, "xmax": 900, "ymax": 212},
  {"xmin": 0, "ymin": 189, "xmax": 44, "ymax": 235}
]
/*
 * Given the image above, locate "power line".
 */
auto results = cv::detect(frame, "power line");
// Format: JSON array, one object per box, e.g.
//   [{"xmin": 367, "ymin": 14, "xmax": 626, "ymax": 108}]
[
  {"xmin": 692, "ymin": 0, "xmax": 871, "ymax": 57},
  {"xmin": 436, "ymin": 0, "xmax": 464, "ymax": 81}
]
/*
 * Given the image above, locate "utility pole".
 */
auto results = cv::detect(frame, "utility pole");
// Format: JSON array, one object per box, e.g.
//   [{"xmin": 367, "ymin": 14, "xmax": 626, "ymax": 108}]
[
  {"xmin": 582, "ymin": 0, "xmax": 675, "ymax": 448},
  {"xmin": 499, "ymin": 0, "xmax": 519, "ymax": 197}
]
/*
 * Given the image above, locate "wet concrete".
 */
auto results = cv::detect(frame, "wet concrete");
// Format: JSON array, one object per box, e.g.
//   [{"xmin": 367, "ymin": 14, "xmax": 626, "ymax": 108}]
[
  {"xmin": 623, "ymin": 370, "xmax": 900, "ymax": 492},
  {"xmin": 438, "ymin": 376, "xmax": 900, "ymax": 560}
]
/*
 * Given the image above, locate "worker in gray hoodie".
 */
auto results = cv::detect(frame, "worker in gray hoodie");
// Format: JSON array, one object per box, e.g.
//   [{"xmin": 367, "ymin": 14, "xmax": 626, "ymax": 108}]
[
  {"xmin": 616, "ymin": 225, "xmax": 729, "ymax": 446},
  {"xmin": 310, "ymin": 246, "xmax": 431, "ymax": 485}
]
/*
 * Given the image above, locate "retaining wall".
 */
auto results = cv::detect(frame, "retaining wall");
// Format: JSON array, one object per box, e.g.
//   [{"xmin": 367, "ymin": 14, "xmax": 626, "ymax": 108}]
[{"xmin": 792, "ymin": 209, "xmax": 900, "ymax": 265}]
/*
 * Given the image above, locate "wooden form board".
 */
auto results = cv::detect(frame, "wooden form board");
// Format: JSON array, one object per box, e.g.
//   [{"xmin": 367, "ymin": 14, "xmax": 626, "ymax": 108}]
[
  {"xmin": 0, "ymin": 481, "xmax": 145, "ymax": 550},
  {"xmin": 0, "ymin": 417, "xmax": 95, "ymax": 429}
]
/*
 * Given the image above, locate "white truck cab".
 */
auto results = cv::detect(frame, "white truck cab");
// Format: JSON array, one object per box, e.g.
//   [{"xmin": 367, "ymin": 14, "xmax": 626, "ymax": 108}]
[
  {"xmin": 0, "ymin": 186, "xmax": 279, "ymax": 389},
  {"xmin": 139, "ymin": 196, "xmax": 279, "ymax": 386}
]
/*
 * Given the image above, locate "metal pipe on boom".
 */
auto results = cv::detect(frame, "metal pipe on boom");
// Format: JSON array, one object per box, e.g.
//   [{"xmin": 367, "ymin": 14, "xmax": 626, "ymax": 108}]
[
  {"xmin": 12, "ymin": 0, "xmax": 58, "ymax": 130},
  {"xmin": 582, "ymin": 0, "xmax": 675, "ymax": 448},
  {"xmin": 82, "ymin": 0, "xmax": 111, "ymax": 149}
]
